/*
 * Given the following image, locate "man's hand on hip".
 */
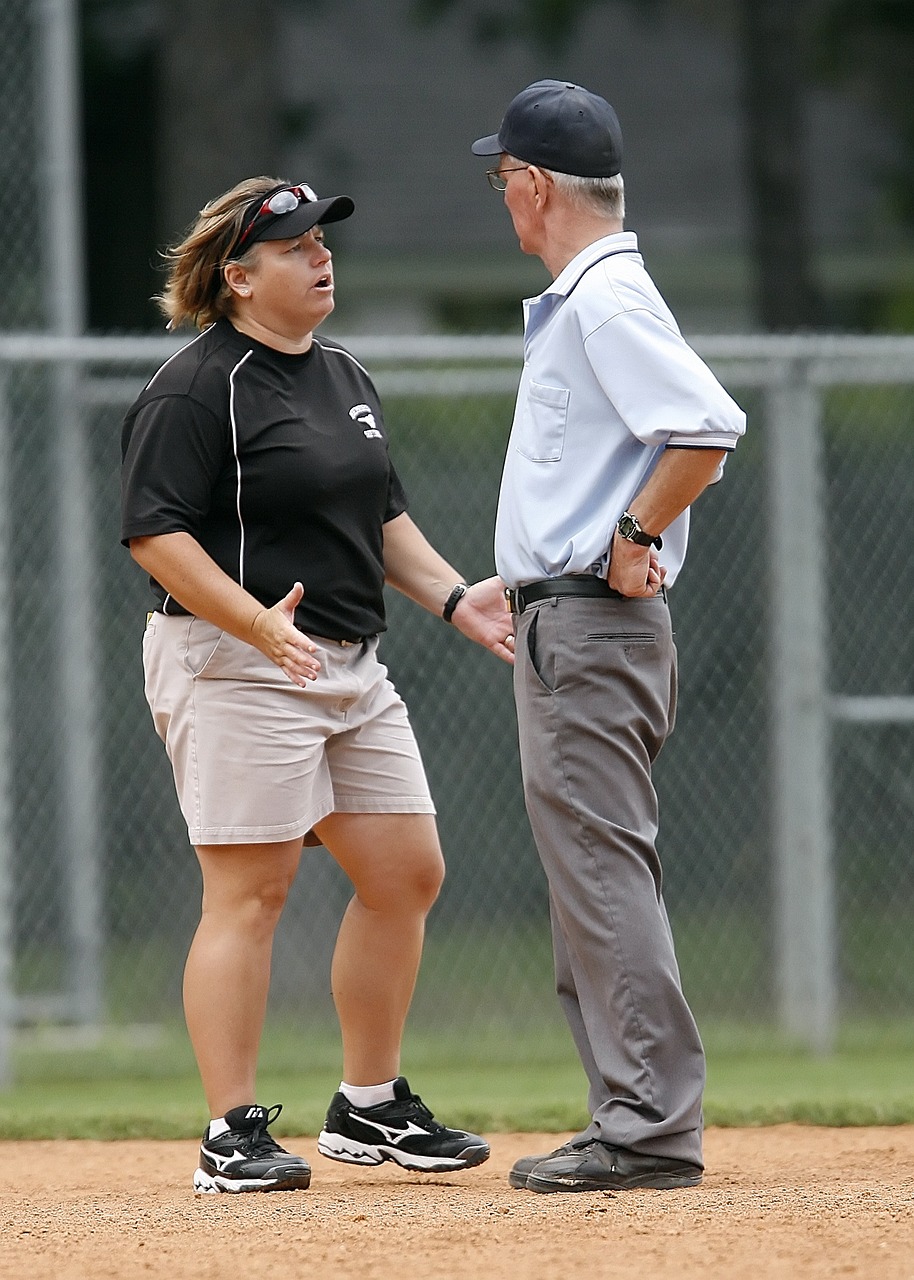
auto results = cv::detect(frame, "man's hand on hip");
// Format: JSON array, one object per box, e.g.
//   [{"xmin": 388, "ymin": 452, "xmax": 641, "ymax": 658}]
[{"xmin": 608, "ymin": 537, "xmax": 667, "ymax": 597}]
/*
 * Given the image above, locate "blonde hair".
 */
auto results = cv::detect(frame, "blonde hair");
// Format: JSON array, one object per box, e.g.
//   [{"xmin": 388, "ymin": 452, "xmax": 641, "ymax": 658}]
[{"xmin": 156, "ymin": 176, "xmax": 287, "ymax": 331}]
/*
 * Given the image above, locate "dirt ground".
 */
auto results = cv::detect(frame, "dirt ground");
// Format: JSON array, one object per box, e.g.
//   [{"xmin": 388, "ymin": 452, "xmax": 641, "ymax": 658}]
[{"xmin": 1, "ymin": 1127, "xmax": 912, "ymax": 1279}]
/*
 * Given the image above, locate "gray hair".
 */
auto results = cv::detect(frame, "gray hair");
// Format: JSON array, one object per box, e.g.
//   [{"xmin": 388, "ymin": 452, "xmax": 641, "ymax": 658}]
[
  {"xmin": 549, "ymin": 170, "xmax": 625, "ymax": 220},
  {"xmin": 506, "ymin": 155, "xmax": 625, "ymax": 220}
]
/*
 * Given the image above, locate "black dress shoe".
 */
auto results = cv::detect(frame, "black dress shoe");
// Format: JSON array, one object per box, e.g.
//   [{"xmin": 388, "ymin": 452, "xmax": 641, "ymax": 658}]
[
  {"xmin": 508, "ymin": 1140, "xmax": 589, "ymax": 1189},
  {"xmin": 523, "ymin": 1139, "xmax": 703, "ymax": 1193}
]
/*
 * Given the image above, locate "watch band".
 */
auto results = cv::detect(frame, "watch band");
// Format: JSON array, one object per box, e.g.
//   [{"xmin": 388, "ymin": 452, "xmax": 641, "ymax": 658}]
[{"xmin": 442, "ymin": 582, "xmax": 468, "ymax": 623}]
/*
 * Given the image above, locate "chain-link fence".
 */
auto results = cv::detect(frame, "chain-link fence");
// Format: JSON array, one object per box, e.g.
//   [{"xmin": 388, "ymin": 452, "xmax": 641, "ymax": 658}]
[
  {"xmin": 1, "ymin": 0, "xmax": 43, "ymax": 332},
  {"xmin": 1, "ymin": 332, "xmax": 914, "ymax": 1067},
  {"xmin": 3, "ymin": 1, "xmax": 914, "ymax": 1075}
]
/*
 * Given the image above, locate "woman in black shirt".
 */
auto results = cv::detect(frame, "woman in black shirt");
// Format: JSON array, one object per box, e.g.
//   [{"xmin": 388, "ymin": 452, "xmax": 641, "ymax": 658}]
[{"xmin": 121, "ymin": 176, "xmax": 513, "ymax": 1193}]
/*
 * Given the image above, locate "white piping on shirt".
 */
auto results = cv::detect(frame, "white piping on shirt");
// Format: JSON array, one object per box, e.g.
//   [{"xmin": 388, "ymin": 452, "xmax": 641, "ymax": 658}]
[
  {"xmin": 314, "ymin": 338, "xmax": 372, "ymax": 380},
  {"xmin": 228, "ymin": 349, "xmax": 255, "ymax": 588},
  {"xmin": 147, "ymin": 330, "xmax": 214, "ymax": 615},
  {"xmin": 220, "ymin": 340, "xmax": 370, "ymax": 598},
  {"xmin": 142, "ymin": 326, "xmax": 211, "ymax": 393}
]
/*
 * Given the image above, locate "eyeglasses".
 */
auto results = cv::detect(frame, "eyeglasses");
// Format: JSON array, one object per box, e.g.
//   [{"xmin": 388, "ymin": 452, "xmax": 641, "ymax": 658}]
[
  {"xmin": 234, "ymin": 183, "xmax": 319, "ymax": 252},
  {"xmin": 485, "ymin": 167, "xmax": 529, "ymax": 191}
]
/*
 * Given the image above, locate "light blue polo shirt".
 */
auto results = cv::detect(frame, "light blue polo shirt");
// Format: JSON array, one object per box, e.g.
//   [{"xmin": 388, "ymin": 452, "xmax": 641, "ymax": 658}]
[{"xmin": 494, "ymin": 232, "xmax": 746, "ymax": 590}]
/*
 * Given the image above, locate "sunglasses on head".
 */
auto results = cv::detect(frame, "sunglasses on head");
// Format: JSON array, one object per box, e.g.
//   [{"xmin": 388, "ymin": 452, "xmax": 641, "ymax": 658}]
[{"xmin": 233, "ymin": 183, "xmax": 319, "ymax": 253}]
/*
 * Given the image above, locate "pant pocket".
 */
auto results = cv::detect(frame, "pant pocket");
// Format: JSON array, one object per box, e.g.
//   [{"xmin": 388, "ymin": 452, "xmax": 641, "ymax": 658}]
[
  {"xmin": 524, "ymin": 609, "xmax": 557, "ymax": 693},
  {"xmin": 585, "ymin": 631, "xmax": 657, "ymax": 645}
]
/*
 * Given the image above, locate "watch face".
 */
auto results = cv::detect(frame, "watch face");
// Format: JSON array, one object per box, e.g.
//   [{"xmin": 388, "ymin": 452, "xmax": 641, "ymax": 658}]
[{"xmin": 618, "ymin": 514, "xmax": 636, "ymax": 539}]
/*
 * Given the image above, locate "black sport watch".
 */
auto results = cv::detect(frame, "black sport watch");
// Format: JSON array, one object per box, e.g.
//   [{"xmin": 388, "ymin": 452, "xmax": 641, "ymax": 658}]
[{"xmin": 616, "ymin": 510, "xmax": 663, "ymax": 550}]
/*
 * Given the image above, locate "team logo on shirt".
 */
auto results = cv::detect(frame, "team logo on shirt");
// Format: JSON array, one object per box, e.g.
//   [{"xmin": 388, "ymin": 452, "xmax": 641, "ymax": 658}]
[{"xmin": 349, "ymin": 403, "xmax": 383, "ymax": 439}]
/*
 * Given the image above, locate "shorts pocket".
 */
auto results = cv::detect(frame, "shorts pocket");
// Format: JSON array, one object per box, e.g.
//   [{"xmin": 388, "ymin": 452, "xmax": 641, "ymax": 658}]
[
  {"xmin": 183, "ymin": 617, "xmax": 229, "ymax": 678},
  {"xmin": 515, "ymin": 381, "xmax": 570, "ymax": 462}
]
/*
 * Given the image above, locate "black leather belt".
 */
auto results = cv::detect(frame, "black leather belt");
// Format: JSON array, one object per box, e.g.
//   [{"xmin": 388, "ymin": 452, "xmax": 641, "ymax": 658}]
[{"xmin": 505, "ymin": 574, "xmax": 627, "ymax": 615}]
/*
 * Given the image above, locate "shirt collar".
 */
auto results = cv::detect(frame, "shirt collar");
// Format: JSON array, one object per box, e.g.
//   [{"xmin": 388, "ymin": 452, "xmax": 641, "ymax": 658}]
[
  {"xmin": 547, "ymin": 230, "xmax": 640, "ymax": 299},
  {"xmin": 522, "ymin": 231, "xmax": 640, "ymax": 341}
]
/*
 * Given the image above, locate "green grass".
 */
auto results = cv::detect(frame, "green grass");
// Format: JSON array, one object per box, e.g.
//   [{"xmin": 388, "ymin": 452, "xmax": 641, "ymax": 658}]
[
  {"xmin": 703, "ymin": 1022, "xmax": 914, "ymax": 1127},
  {"xmin": 1, "ymin": 1019, "xmax": 913, "ymax": 1139}
]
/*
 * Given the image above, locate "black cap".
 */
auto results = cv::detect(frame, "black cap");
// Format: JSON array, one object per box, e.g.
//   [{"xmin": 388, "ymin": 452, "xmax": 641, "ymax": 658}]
[
  {"xmin": 233, "ymin": 183, "xmax": 354, "ymax": 256},
  {"xmin": 471, "ymin": 80, "xmax": 622, "ymax": 178}
]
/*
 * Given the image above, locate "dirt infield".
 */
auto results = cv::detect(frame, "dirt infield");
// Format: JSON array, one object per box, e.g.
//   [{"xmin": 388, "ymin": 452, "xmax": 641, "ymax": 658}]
[{"xmin": 1, "ymin": 1126, "xmax": 912, "ymax": 1279}]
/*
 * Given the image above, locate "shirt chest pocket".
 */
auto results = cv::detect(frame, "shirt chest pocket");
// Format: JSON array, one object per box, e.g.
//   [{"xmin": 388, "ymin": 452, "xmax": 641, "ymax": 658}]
[{"xmin": 515, "ymin": 380, "xmax": 570, "ymax": 462}]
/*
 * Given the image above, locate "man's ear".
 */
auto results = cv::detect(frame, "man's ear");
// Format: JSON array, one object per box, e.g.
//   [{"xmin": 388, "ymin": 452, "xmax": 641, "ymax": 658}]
[{"xmin": 528, "ymin": 166, "xmax": 553, "ymax": 210}]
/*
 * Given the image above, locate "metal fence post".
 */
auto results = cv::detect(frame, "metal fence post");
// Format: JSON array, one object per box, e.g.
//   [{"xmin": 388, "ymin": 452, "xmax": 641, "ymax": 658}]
[
  {"xmin": 0, "ymin": 369, "xmax": 13, "ymax": 1086},
  {"xmin": 766, "ymin": 359, "xmax": 837, "ymax": 1052},
  {"xmin": 38, "ymin": 0, "xmax": 103, "ymax": 1024}
]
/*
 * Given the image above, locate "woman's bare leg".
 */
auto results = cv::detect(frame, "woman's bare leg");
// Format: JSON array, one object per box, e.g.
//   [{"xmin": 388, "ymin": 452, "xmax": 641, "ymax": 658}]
[
  {"xmin": 184, "ymin": 838, "xmax": 303, "ymax": 1117},
  {"xmin": 314, "ymin": 812, "xmax": 444, "ymax": 1085}
]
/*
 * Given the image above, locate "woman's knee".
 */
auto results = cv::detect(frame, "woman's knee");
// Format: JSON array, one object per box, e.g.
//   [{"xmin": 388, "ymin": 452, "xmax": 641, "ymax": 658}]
[
  {"xmin": 201, "ymin": 873, "xmax": 292, "ymax": 930},
  {"xmin": 406, "ymin": 848, "xmax": 445, "ymax": 911},
  {"xmin": 322, "ymin": 814, "xmax": 445, "ymax": 913},
  {"xmin": 359, "ymin": 845, "xmax": 445, "ymax": 915},
  {"xmin": 196, "ymin": 842, "xmax": 300, "ymax": 933}
]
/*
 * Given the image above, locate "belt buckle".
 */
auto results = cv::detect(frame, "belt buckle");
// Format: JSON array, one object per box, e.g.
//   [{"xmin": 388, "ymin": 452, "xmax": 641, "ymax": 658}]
[{"xmin": 505, "ymin": 586, "xmax": 524, "ymax": 615}]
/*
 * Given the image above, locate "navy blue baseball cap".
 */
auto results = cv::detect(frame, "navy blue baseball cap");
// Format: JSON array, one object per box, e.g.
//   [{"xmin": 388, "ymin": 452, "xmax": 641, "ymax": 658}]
[{"xmin": 471, "ymin": 80, "xmax": 622, "ymax": 178}]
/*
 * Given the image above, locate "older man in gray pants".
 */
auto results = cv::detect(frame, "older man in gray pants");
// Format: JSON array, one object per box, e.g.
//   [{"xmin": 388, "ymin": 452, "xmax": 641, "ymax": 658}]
[{"xmin": 466, "ymin": 81, "xmax": 746, "ymax": 1193}]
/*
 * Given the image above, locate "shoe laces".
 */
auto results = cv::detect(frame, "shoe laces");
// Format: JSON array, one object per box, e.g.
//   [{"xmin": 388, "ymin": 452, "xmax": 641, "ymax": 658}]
[
  {"xmin": 399, "ymin": 1091, "xmax": 444, "ymax": 1134},
  {"xmin": 237, "ymin": 1103, "xmax": 284, "ymax": 1156}
]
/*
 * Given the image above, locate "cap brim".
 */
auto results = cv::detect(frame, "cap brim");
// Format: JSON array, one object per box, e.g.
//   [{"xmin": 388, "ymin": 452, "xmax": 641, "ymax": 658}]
[
  {"xmin": 471, "ymin": 133, "xmax": 504, "ymax": 157},
  {"xmin": 254, "ymin": 194, "xmax": 355, "ymax": 242}
]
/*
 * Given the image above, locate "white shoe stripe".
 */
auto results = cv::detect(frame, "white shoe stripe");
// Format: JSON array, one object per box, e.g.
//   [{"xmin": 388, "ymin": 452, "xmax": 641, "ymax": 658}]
[{"xmin": 317, "ymin": 1129, "xmax": 487, "ymax": 1171}]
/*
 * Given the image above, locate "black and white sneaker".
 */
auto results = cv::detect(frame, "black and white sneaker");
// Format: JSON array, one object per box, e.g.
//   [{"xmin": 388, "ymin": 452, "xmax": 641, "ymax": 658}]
[
  {"xmin": 317, "ymin": 1076, "xmax": 490, "ymax": 1172},
  {"xmin": 193, "ymin": 1103, "xmax": 312, "ymax": 1193}
]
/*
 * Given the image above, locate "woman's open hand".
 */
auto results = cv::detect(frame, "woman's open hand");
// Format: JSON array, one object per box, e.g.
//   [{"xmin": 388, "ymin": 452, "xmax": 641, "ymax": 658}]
[
  {"xmin": 451, "ymin": 576, "xmax": 515, "ymax": 664},
  {"xmin": 251, "ymin": 582, "xmax": 322, "ymax": 686}
]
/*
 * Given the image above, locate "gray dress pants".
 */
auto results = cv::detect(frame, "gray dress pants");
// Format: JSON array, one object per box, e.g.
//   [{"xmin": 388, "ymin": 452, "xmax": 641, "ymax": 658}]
[{"xmin": 513, "ymin": 592, "xmax": 705, "ymax": 1165}]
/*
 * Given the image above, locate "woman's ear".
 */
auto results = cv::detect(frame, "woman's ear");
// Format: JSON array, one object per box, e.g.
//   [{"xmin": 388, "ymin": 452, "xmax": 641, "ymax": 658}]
[{"xmin": 223, "ymin": 262, "xmax": 252, "ymax": 298}]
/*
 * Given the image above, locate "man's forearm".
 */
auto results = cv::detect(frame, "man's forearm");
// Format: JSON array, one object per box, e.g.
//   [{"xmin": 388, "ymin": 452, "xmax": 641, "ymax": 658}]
[
  {"xmin": 608, "ymin": 446, "xmax": 728, "ymax": 598},
  {"xmin": 625, "ymin": 446, "xmax": 727, "ymax": 537}
]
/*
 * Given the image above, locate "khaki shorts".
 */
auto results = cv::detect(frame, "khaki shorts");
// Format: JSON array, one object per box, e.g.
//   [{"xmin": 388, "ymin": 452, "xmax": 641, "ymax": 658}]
[{"xmin": 142, "ymin": 613, "xmax": 436, "ymax": 846}]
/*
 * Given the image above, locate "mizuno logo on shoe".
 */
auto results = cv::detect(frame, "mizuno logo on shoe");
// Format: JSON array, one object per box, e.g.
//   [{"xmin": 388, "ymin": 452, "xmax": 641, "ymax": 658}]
[
  {"xmin": 316, "ymin": 1080, "xmax": 489, "ymax": 1173},
  {"xmin": 204, "ymin": 1146, "xmax": 248, "ymax": 1171},
  {"xmin": 353, "ymin": 1116, "xmax": 434, "ymax": 1145}
]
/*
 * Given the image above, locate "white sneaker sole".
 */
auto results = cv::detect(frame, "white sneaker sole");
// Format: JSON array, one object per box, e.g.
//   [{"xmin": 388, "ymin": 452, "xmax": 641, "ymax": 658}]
[
  {"xmin": 316, "ymin": 1129, "xmax": 489, "ymax": 1172},
  {"xmin": 193, "ymin": 1167, "xmax": 311, "ymax": 1194}
]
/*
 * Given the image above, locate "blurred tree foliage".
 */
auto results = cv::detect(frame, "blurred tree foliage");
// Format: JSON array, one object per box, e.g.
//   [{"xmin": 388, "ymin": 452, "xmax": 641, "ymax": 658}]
[
  {"xmin": 82, "ymin": 0, "xmax": 280, "ymax": 330},
  {"xmin": 80, "ymin": 0, "xmax": 914, "ymax": 330},
  {"xmin": 415, "ymin": 0, "xmax": 914, "ymax": 329},
  {"xmin": 81, "ymin": 0, "xmax": 159, "ymax": 329},
  {"xmin": 815, "ymin": 0, "xmax": 914, "ymax": 331},
  {"xmin": 414, "ymin": 0, "xmax": 609, "ymax": 44},
  {"xmin": 816, "ymin": 1, "xmax": 914, "ymax": 226}
]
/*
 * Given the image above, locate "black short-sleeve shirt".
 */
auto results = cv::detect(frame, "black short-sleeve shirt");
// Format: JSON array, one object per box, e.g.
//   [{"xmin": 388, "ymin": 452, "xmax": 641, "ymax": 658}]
[{"xmin": 121, "ymin": 318, "xmax": 408, "ymax": 640}]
